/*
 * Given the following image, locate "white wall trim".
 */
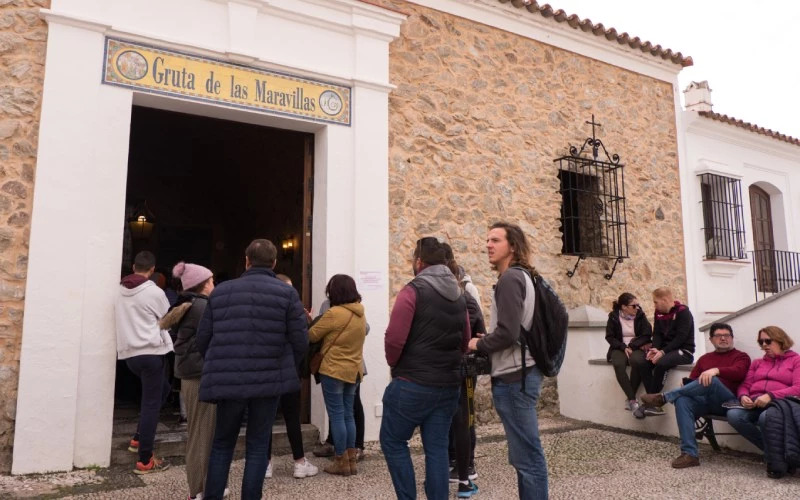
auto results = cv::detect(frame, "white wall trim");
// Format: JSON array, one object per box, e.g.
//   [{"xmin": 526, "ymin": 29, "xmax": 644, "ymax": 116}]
[{"xmin": 406, "ymin": 0, "xmax": 681, "ymax": 82}]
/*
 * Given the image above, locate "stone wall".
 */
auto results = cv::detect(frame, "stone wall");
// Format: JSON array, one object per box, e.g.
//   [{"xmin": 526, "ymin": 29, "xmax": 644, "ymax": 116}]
[
  {"xmin": 0, "ymin": 0, "xmax": 49, "ymax": 474},
  {"xmin": 377, "ymin": 1, "xmax": 687, "ymax": 421}
]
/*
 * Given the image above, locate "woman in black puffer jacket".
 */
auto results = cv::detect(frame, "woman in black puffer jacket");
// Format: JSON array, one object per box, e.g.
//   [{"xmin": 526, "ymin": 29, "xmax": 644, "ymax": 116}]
[
  {"xmin": 160, "ymin": 262, "xmax": 215, "ymax": 500},
  {"xmin": 605, "ymin": 292, "xmax": 652, "ymax": 413}
]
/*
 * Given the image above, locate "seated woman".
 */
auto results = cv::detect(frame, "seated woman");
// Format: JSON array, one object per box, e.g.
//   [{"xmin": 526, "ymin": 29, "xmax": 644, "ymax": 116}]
[
  {"xmin": 727, "ymin": 325, "xmax": 800, "ymax": 472},
  {"xmin": 308, "ymin": 274, "xmax": 367, "ymax": 477},
  {"xmin": 605, "ymin": 292, "xmax": 652, "ymax": 413}
]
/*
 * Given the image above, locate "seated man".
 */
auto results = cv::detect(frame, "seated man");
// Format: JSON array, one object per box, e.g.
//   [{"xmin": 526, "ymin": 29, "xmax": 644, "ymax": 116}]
[
  {"xmin": 631, "ymin": 287, "xmax": 695, "ymax": 418},
  {"xmin": 639, "ymin": 323, "xmax": 751, "ymax": 468}
]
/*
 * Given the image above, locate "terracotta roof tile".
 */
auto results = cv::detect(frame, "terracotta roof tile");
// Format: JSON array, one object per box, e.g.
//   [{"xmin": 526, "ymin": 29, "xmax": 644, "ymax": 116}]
[
  {"xmin": 698, "ymin": 111, "xmax": 800, "ymax": 147},
  {"xmin": 497, "ymin": 0, "xmax": 693, "ymax": 67}
]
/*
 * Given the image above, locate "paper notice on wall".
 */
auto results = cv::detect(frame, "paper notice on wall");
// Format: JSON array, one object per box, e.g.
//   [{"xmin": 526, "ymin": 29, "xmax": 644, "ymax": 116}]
[{"xmin": 358, "ymin": 270, "xmax": 384, "ymax": 291}]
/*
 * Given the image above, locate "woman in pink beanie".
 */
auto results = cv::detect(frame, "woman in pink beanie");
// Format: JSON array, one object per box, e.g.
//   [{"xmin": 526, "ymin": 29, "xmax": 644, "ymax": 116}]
[{"xmin": 160, "ymin": 261, "xmax": 221, "ymax": 499}]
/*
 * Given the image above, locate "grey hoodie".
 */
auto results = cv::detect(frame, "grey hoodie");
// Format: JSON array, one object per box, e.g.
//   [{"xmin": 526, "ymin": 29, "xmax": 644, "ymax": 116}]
[{"xmin": 415, "ymin": 264, "xmax": 463, "ymax": 301}]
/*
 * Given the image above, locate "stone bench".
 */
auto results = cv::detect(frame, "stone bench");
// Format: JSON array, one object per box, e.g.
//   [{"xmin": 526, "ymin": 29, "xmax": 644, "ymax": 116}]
[{"xmin": 588, "ymin": 358, "xmax": 737, "ymax": 452}]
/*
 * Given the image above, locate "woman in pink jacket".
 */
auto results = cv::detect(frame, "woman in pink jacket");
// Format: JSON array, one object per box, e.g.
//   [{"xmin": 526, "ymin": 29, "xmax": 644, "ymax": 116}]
[{"xmin": 727, "ymin": 326, "xmax": 800, "ymax": 456}]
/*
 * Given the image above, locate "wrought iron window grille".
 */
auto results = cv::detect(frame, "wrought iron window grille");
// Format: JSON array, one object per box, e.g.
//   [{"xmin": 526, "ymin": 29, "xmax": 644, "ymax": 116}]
[
  {"xmin": 698, "ymin": 173, "xmax": 746, "ymax": 260},
  {"xmin": 556, "ymin": 115, "xmax": 629, "ymax": 280}
]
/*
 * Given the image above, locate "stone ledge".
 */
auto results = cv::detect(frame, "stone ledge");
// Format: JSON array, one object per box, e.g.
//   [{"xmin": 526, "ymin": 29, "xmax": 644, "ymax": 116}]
[{"xmin": 587, "ymin": 358, "xmax": 695, "ymax": 372}]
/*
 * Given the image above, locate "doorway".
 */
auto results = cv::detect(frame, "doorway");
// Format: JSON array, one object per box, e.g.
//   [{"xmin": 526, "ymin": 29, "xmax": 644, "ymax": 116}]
[
  {"xmin": 117, "ymin": 105, "xmax": 314, "ymax": 422},
  {"xmin": 750, "ymin": 185, "xmax": 776, "ymax": 293}
]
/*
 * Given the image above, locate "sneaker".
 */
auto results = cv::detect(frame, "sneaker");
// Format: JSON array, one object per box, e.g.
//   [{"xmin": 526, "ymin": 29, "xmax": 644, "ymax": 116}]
[
  {"xmin": 633, "ymin": 404, "xmax": 646, "ymax": 419},
  {"xmin": 641, "ymin": 393, "xmax": 666, "ymax": 408},
  {"xmin": 671, "ymin": 453, "xmax": 700, "ymax": 469},
  {"xmin": 356, "ymin": 448, "xmax": 365, "ymax": 462},
  {"xmin": 312, "ymin": 442, "xmax": 334, "ymax": 458},
  {"xmin": 629, "ymin": 401, "xmax": 641, "ymax": 414},
  {"xmin": 177, "ymin": 416, "xmax": 188, "ymax": 427},
  {"xmin": 190, "ymin": 488, "xmax": 229, "ymax": 499},
  {"xmin": 134, "ymin": 456, "xmax": 170, "ymax": 475},
  {"xmin": 293, "ymin": 458, "xmax": 319, "ymax": 478},
  {"xmin": 624, "ymin": 399, "xmax": 633, "ymax": 411},
  {"xmin": 265, "ymin": 461, "xmax": 273, "ymax": 478},
  {"xmin": 644, "ymin": 406, "xmax": 666, "ymax": 416},
  {"xmin": 468, "ymin": 464, "xmax": 478, "ymax": 481},
  {"xmin": 457, "ymin": 480, "xmax": 479, "ymax": 498},
  {"xmin": 128, "ymin": 438, "xmax": 139, "ymax": 453},
  {"xmin": 449, "ymin": 467, "xmax": 459, "ymax": 483}
]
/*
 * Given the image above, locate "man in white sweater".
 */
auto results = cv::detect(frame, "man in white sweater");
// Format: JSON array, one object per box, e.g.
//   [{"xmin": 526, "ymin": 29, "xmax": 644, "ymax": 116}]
[{"xmin": 115, "ymin": 251, "xmax": 173, "ymax": 474}]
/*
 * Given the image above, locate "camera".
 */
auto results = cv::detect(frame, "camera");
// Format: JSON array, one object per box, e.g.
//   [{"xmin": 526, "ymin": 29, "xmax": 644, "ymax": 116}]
[{"xmin": 462, "ymin": 351, "xmax": 492, "ymax": 377}]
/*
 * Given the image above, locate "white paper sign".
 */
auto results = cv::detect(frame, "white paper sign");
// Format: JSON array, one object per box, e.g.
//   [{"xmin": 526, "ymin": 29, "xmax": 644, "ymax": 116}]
[{"xmin": 358, "ymin": 270, "xmax": 384, "ymax": 291}]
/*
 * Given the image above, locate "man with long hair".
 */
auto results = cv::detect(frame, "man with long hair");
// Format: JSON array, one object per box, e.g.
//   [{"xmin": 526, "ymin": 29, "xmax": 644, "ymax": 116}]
[{"xmin": 468, "ymin": 222, "xmax": 548, "ymax": 499}]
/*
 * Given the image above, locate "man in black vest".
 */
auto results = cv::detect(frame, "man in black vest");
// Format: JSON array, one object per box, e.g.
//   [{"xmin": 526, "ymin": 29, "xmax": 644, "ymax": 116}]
[{"xmin": 380, "ymin": 237, "xmax": 470, "ymax": 500}]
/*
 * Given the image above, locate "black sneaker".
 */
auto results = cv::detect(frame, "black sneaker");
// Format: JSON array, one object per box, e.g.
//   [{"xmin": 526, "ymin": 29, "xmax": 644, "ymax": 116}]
[
  {"xmin": 457, "ymin": 480, "xmax": 479, "ymax": 498},
  {"xmin": 644, "ymin": 406, "xmax": 666, "ymax": 416},
  {"xmin": 449, "ymin": 467, "xmax": 459, "ymax": 483},
  {"xmin": 468, "ymin": 464, "xmax": 478, "ymax": 480}
]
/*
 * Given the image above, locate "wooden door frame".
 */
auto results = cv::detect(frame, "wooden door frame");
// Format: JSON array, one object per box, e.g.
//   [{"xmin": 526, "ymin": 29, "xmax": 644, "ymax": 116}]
[{"xmin": 300, "ymin": 135, "xmax": 314, "ymax": 424}]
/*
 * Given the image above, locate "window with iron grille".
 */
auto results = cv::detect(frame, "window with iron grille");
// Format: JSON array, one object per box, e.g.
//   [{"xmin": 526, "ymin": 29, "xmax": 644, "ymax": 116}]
[
  {"xmin": 698, "ymin": 173, "xmax": 746, "ymax": 260},
  {"xmin": 556, "ymin": 120, "xmax": 628, "ymax": 261}
]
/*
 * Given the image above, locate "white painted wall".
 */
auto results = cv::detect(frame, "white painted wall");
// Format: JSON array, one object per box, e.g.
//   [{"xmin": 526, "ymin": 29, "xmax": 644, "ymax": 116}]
[
  {"xmin": 681, "ymin": 111, "xmax": 800, "ymax": 327},
  {"xmin": 14, "ymin": 0, "xmax": 403, "ymax": 474}
]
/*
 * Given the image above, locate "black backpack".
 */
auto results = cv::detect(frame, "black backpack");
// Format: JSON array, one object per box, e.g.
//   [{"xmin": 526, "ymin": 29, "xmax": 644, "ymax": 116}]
[{"xmin": 513, "ymin": 266, "xmax": 569, "ymax": 388}]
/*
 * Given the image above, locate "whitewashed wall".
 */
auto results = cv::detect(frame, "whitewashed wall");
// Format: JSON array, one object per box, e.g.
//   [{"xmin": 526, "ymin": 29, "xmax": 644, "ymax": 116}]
[{"xmin": 681, "ymin": 110, "xmax": 800, "ymax": 326}]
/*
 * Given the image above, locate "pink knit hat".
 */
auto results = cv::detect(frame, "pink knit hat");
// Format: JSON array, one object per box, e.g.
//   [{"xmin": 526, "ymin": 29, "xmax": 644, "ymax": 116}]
[{"xmin": 172, "ymin": 261, "xmax": 213, "ymax": 291}]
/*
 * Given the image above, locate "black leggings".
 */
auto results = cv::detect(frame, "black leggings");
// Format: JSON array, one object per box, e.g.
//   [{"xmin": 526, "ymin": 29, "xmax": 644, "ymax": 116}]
[
  {"xmin": 609, "ymin": 349, "xmax": 641, "ymax": 401},
  {"xmin": 449, "ymin": 376, "xmax": 476, "ymax": 481},
  {"xmin": 325, "ymin": 383, "xmax": 365, "ymax": 448},
  {"xmin": 268, "ymin": 389, "xmax": 305, "ymax": 460},
  {"xmin": 630, "ymin": 349, "xmax": 694, "ymax": 394}
]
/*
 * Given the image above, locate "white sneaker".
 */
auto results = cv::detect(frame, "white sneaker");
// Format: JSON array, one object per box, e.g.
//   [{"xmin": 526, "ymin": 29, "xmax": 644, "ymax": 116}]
[
  {"xmin": 192, "ymin": 489, "xmax": 228, "ymax": 500},
  {"xmin": 293, "ymin": 457, "xmax": 319, "ymax": 478},
  {"xmin": 265, "ymin": 461, "xmax": 273, "ymax": 478}
]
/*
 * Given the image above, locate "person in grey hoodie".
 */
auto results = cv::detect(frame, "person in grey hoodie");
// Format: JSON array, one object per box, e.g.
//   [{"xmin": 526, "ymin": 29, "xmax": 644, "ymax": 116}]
[
  {"xmin": 114, "ymin": 251, "xmax": 173, "ymax": 475},
  {"xmin": 468, "ymin": 222, "xmax": 547, "ymax": 500},
  {"xmin": 380, "ymin": 236, "xmax": 470, "ymax": 500}
]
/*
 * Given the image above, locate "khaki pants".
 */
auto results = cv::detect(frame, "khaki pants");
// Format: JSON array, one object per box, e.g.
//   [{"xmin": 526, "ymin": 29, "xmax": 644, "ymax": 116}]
[{"xmin": 182, "ymin": 377, "xmax": 216, "ymax": 496}]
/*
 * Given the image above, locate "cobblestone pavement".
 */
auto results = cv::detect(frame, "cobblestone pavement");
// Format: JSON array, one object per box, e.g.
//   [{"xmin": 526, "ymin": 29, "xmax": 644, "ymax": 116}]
[{"xmin": 2, "ymin": 416, "xmax": 799, "ymax": 499}]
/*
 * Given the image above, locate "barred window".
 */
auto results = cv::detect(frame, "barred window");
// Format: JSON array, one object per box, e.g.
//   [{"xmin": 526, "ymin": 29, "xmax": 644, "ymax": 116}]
[
  {"xmin": 699, "ymin": 173, "xmax": 746, "ymax": 260},
  {"xmin": 557, "ymin": 154, "xmax": 628, "ymax": 259}
]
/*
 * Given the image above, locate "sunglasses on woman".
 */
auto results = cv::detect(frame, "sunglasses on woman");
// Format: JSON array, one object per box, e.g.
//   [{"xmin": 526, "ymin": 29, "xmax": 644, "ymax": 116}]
[{"xmin": 757, "ymin": 338, "xmax": 773, "ymax": 346}]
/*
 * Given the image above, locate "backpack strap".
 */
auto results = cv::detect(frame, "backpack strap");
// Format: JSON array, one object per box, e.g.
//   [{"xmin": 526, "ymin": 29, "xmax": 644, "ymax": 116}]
[{"xmin": 510, "ymin": 265, "xmax": 536, "ymax": 394}]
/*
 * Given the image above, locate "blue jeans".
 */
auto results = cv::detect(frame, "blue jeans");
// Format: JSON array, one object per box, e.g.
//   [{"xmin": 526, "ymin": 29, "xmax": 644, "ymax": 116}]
[
  {"xmin": 321, "ymin": 374, "xmax": 357, "ymax": 456},
  {"xmin": 665, "ymin": 378, "xmax": 734, "ymax": 457},
  {"xmin": 492, "ymin": 368, "xmax": 548, "ymax": 500},
  {"xmin": 727, "ymin": 407, "xmax": 767, "ymax": 452},
  {"xmin": 380, "ymin": 379, "xmax": 460, "ymax": 500},
  {"xmin": 204, "ymin": 397, "xmax": 279, "ymax": 500}
]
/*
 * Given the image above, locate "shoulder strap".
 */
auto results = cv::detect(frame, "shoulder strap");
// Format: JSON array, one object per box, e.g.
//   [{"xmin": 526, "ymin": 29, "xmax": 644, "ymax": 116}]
[{"xmin": 320, "ymin": 310, "xmax": 356, "ymax": 359}]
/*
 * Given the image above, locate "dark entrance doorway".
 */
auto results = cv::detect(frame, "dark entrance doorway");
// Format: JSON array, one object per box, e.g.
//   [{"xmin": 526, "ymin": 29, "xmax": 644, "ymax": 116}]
[{"xmin": 116, "ymin": 105, "xmax": 314, "ymax": 423}]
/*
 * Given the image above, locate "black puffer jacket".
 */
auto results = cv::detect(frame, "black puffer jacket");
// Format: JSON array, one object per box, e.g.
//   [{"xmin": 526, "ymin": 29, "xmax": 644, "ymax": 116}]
[
  {"xmin": 196, "ymin": 266, "xmax": 308, "ymax": 402},
  {"xmin": 160, "ymin": 292, "xmax": 208, "ymax": 379},
  {"xmin": 605, "ymin": 307, "xmax": 652, "ymax": 361},
  {"xmin": 763, "ymin": 397, "xmax": 800, "ymax": 475}
]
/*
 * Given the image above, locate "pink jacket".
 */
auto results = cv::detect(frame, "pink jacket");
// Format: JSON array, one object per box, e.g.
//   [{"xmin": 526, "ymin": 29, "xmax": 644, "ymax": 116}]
[{"xmin": 737, "ymin": 350, "xmax": 800, "ymax": 400}]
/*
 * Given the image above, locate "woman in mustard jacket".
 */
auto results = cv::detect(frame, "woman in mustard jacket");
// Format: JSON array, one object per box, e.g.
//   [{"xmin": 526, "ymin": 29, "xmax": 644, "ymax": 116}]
[{"xmin": 308, "ymin": 274, "xmax": 367, "ymax": 476}]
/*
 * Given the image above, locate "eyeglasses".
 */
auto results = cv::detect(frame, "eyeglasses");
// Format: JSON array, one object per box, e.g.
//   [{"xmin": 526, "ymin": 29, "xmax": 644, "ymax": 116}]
[
  {"xmin": 757, "ymin": 338, "xmax": 773, "ymax": 346},
  {"xmin": 712, "ymin": 334, "xmax": 732, "ymax": 339}
]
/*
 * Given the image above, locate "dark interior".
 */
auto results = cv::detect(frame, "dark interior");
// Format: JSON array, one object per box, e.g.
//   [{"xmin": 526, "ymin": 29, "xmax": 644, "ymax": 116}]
[{"xmin": 116, "ymin": 105, "xmax": 310, "ymax": 406}]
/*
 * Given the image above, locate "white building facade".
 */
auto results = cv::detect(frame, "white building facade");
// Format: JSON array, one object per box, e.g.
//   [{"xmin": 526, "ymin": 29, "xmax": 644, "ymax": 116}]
[{"xmin": 679, "ymin": 81, "xmax": 800, "ymax": 326}]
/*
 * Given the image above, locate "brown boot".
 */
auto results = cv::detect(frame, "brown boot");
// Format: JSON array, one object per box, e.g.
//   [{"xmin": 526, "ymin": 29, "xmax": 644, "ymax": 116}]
[
  {"xmin": 346, "ymin": 448, "xmax": 358, "ymax": 475},
  {"xmin": 324, "ymin": 454, "xmax": 351, "ymax": 476}
]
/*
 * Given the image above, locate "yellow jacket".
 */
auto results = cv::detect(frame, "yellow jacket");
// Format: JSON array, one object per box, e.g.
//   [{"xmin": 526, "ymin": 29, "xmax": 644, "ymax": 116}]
[{"xmin": 308, "ymin": 302, "xmax": 366, "ymax": 384}]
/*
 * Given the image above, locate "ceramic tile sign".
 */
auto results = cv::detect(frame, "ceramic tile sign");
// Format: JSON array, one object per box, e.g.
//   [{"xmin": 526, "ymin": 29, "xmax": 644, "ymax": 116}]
[{"xmin": 103, "ymin": 37, "xmax": 351, "ymax": 125}]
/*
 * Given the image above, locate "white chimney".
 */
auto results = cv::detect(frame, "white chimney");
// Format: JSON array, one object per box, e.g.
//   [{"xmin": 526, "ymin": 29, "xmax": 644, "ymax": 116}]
[{"xmin": 684, "ymin": 81, "xmax": 713, "ymax": 112}]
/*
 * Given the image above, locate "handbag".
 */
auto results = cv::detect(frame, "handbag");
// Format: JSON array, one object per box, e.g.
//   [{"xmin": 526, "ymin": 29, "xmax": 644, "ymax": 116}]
[{"xmin": 309, "ymin": 312, "xmax": 355, "ymax": 383}]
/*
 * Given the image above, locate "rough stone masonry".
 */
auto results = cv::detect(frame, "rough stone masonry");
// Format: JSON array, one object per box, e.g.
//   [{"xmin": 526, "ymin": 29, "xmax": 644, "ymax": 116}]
[{"xmin": 0, "ymin": 0, "xmax": 49, "ymax": 474}]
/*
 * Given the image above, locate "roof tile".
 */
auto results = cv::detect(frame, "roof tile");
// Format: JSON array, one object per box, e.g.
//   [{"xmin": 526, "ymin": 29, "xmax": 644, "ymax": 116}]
[{"xmin": 698, "ymin": 111, "xmax": 800, "ymax": 147}]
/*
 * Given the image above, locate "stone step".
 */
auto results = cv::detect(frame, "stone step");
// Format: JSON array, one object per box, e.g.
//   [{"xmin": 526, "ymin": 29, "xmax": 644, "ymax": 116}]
[{"xmin": 111, "ymin": 423, "xmax": 319, "ymax": 466}]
